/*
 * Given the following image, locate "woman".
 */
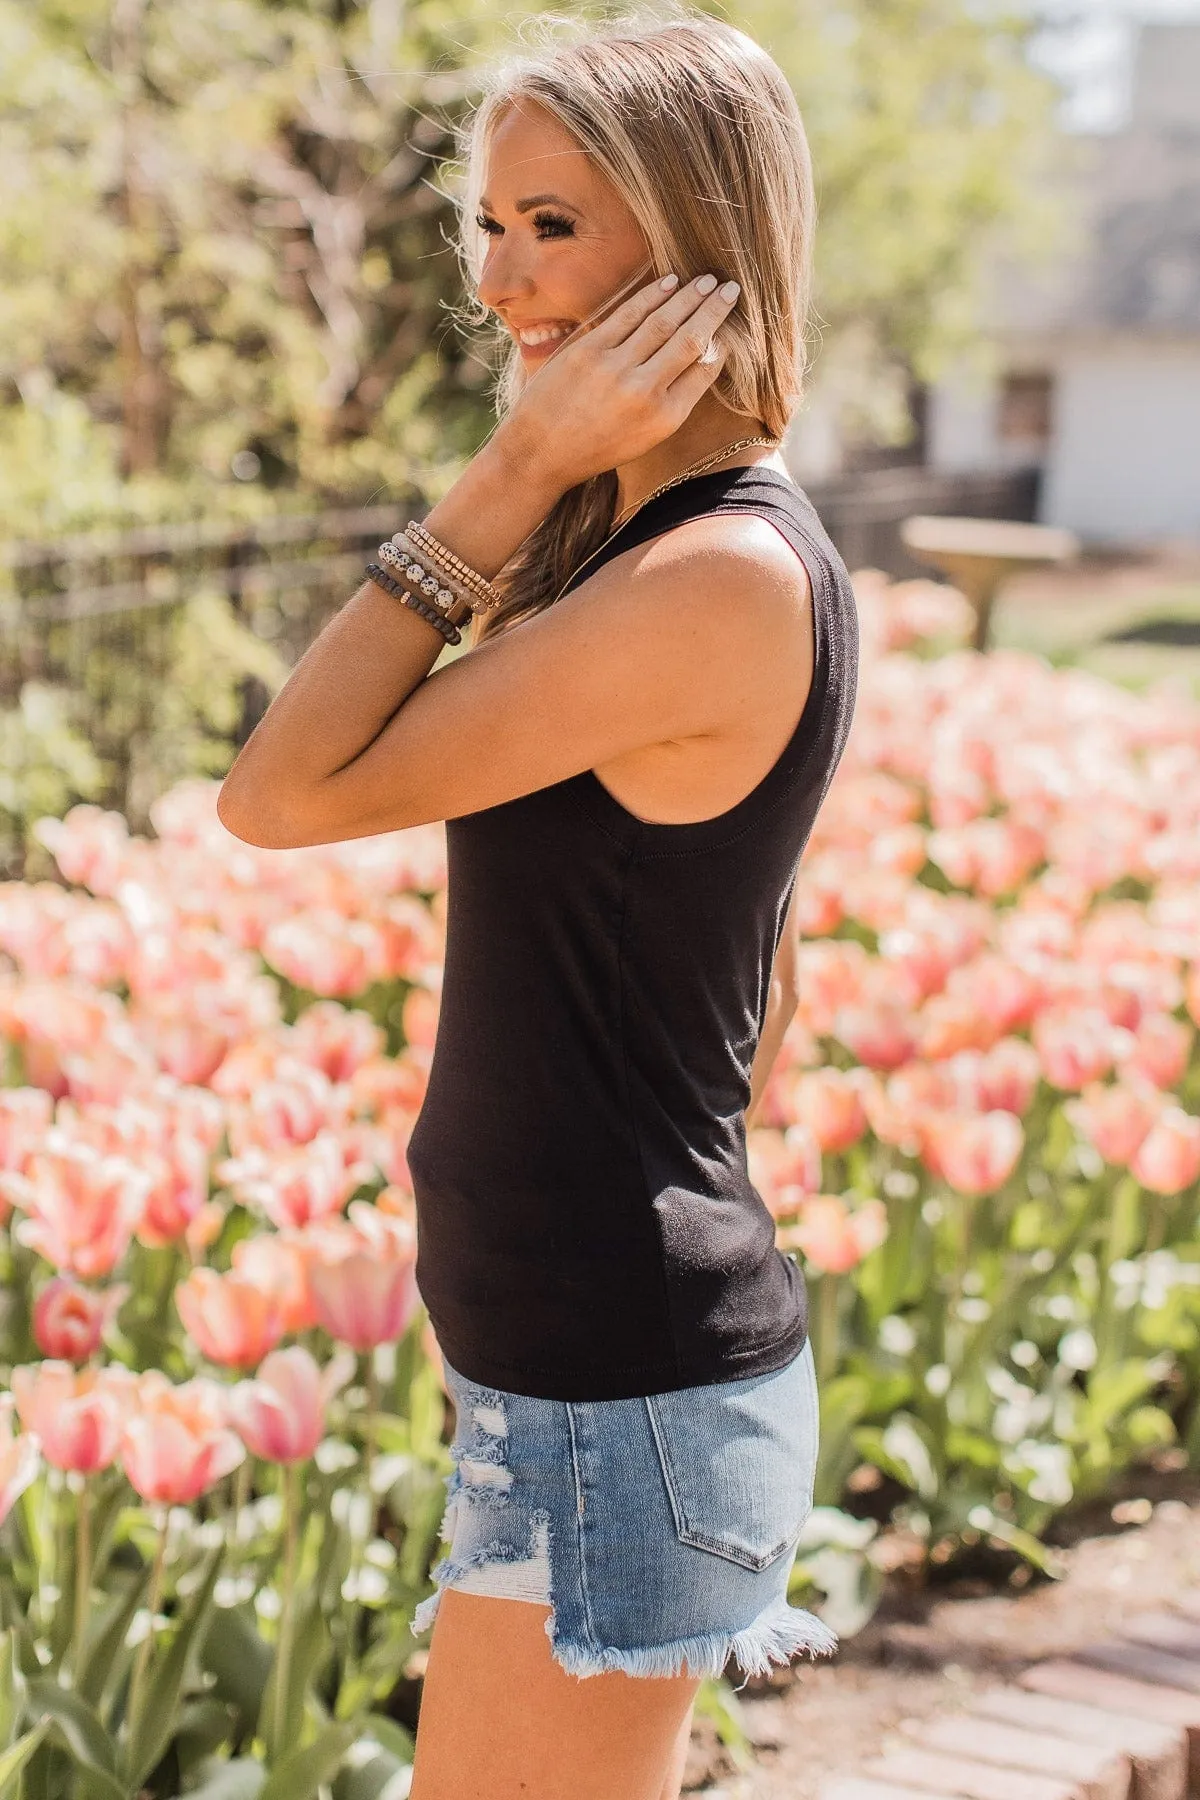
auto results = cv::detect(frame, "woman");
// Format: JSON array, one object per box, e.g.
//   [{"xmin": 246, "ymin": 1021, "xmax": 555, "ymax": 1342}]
[{"xmin": 218, "ymin": 6, "xmax": 859, "ymax": 1795}]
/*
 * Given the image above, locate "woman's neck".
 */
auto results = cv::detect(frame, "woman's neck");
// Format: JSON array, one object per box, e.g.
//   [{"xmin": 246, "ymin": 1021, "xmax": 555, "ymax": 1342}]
[{"xmin": 611, "ymin": 395, "xmax": 781, "ymax": 520}]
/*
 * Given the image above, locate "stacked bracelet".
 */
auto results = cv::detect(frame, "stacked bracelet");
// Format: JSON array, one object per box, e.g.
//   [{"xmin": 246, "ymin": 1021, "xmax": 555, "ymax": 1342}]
[
  {"xmin": 403, "ymin": 520, "xmax": 503, "ymax": 615},
  {"xmin": 364, "ymin": 563, "xmax": 461, "ymax": 646},
  {"xmin": 377, "ymin": 539, "xmax": 466, "ymax": 621}
]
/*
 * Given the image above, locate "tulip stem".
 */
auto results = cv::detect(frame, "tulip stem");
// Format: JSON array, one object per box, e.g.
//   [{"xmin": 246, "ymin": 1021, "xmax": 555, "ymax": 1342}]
[
  {"xmin": 72, "ymin": 1477, "xmax": 92, "ymax": 1676},
  {"xmin": 365, "ymin": 1353, "xmax": 379, "ymax": 1502},
  {"xmin": 272, "ymin": 1462, "xmax": 300, "ymax": 1762},
  {"xmin": 125, "ymin": 1512, "xmax": 168, "ymax": 1777},
  {"xmin": 340, "ymin": 1354, "xmax": 380, "ymax": 1707},
  {"xmin": 815, "ymin": 1273, "xmax": 840, "ymax": 1385}
]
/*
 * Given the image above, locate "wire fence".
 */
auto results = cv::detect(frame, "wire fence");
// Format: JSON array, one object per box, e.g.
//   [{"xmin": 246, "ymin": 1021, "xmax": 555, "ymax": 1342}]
[{"xmin": 0, "ymin": 466, "xmax": 1038, "ymax": 880}]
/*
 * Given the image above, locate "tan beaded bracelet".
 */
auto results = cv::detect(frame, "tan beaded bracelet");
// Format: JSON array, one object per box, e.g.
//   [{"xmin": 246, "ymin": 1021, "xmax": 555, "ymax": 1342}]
[{"xmin": 403, "ymin": 520, "xmax": 503, "ymax": 614}]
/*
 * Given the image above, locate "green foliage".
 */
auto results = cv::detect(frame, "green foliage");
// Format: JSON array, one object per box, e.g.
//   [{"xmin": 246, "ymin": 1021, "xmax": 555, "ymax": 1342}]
[{"xmin": 0, "ymin": 0, "xmax": 1060, "ymax": 535}]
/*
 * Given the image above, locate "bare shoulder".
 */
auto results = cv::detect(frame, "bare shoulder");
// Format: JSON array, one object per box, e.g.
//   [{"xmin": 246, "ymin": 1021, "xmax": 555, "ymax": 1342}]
[
  {"xmin": 567, "ymin": 508, "xmax": 813, "ymax": 665},
  {"xmin": 628, "ymin": 509, "xmax": 812, "ymax": 611},
  {"xmin": 539, "ymin": 505, "xmax": 814, "ymax": 755}
]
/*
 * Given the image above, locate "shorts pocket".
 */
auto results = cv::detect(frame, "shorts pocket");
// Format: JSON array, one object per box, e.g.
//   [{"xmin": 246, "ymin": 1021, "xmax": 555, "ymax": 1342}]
[{"xmin": 645, "ymin": 1340, "xmax": 819, "ymax": 1572}]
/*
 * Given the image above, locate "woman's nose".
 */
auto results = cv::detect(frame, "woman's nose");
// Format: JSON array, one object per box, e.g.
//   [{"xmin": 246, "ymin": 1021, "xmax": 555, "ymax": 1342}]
[{"xmin": 477, "ymin": 246, "xmax": 535, "ymax": 318}]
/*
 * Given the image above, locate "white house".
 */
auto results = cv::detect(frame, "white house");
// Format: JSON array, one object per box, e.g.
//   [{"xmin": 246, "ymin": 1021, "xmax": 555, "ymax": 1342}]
[{"xmin": 923, "ymin": 22, "xmax": 1200, "ymax": 550}]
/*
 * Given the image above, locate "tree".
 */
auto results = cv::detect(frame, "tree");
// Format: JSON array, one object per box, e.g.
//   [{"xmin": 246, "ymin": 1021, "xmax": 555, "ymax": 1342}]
[{"xmin": 0, "ymin": 0, "xmax": 1059, "ymax": 534}]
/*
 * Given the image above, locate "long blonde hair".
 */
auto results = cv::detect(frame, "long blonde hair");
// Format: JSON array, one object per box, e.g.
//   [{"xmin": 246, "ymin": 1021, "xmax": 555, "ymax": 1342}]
[{"xmin": 450, "ymin": 3, "xmax": 816, "ymax": 642}]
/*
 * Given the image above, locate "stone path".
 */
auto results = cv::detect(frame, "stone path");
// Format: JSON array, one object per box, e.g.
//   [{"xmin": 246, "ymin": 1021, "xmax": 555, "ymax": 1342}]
[{"xmin": 692, "ymin": 1497, "xmax": 1200, "ymax": 1799}]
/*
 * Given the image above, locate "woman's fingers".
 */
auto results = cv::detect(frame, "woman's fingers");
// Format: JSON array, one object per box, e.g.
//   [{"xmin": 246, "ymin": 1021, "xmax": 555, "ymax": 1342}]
[
  {"xmin": 663, "ymin": 338, "xmax": 727, "ymax": 416},
  {"xmin": 638, "ymin": 278, "xmax": 740, "ymax": 386},
  {"xmin": 585, "ymin": 270, "xmax": 689, "ymax": 350},
  {"xmin": 615, "ymin": 272, "xmax": 728, "ymax": 363}
]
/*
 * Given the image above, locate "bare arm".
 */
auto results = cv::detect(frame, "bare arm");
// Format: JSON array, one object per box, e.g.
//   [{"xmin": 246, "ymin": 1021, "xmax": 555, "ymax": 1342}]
[
  {"xmin": 216, "ymin": 423, "xmax": 566, "ymax": 849},
  {"xmin": 746, "ymin": 875, "xmax": 803, "ymax": 1130}
]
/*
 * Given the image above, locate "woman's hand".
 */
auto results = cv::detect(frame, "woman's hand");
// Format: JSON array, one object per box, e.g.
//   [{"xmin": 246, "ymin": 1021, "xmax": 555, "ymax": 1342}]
[{"xmin": 500, "ymin": 271, "xmax": 742, "ymax": 494}]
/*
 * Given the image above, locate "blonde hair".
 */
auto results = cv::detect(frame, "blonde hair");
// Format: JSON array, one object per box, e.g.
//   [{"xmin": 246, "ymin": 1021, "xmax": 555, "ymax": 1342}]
[{"xmin": 450, "ymin": 3, "xmax": 816, "ymax": 642}]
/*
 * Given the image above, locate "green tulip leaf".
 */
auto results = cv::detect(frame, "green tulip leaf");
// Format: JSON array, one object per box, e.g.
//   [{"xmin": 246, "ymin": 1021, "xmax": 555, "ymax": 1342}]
[
  {"xmin": 201, "ymin": 1606, "xmax": 273, "ymax": 1734},
  {"xmin": 181, "ymin": 1755, "xmax": 267, "ymax": 1800},
  {"xmin": 77, "ymin": 1572, "xmax": 150, "ymax": 1708},
  {"xmin": 26, "ymin": 1681, "xmax": 125, "ymax": 1800},
  {"xmin": 258, "ymin": 1721, "xmax": 358, "ymax": 1800},
  {"xmin": 0, "ymin": 1720, "xmax": 51, "ymax": 1800},
  {"xmin": 128, "ymin": 1545, "xmax": 224, "ymax": 1788}
]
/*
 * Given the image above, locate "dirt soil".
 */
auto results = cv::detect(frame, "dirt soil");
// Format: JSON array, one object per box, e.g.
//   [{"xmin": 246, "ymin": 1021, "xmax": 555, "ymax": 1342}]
[{"xmin": 686, "ymin": 1493, "xmax": 1200, "ymax": 1797}]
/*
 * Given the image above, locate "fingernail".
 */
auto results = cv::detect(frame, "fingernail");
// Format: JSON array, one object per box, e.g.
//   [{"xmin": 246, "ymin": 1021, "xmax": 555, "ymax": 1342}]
[
  {"xmin": 660, "ymin": 272, "xmax": 680, "ymax": 291},
  {"xmin": 720, "ymin": 280, "xmax": 740, "ymax": 302},
  {"xmin": 696, "ymin": 274, "xmax": 718, "ymax": 294}
]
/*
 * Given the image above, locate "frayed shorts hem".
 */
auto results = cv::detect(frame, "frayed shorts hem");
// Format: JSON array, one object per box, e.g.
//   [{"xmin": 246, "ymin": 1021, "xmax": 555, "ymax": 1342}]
[{"xmin": 412, "ymin": 1344, "xmax": 838, "ymax": 1683}]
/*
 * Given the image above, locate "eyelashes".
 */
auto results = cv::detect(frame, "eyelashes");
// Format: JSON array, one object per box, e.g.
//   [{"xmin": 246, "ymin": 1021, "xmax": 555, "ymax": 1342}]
[{"xmin": 474, "ymin": 210, "xmax": 576, "ymax": 240}]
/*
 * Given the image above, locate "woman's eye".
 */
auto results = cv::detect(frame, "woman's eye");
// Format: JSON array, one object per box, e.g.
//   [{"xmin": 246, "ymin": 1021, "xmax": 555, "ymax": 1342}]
[
  {"xmin": 474, "ymin": 211, "xmax": 576, "ymax": 240},
  {"xmin": 531, "ymin": 211, "xmax": 575, "ymax": 238}
]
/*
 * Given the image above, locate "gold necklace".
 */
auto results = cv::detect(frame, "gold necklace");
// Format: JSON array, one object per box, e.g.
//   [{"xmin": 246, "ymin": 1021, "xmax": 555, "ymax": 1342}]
[{"xmin": 551, "ymin": 435, "xmax": 780, "ymax": 605}]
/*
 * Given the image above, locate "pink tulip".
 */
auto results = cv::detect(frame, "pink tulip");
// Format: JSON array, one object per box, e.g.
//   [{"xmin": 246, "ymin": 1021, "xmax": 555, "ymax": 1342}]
[
  {"xmin": 1117, "ymin": 1013, "xmax": 1193, "ymax": 1092},
  {"xmin": 120, "ymin": 1373, "xmax": 244, "ymax": 1504},
  {"xmin": 794, "ymin": 939, "xmax": 870, "ymax": 1035},
  {"xmin": 185, "ymin": 1201, "xmax": 227, "ymax": 1257},
  {"xmin": 33, "ymin": 804, "xmax": 130, "ymax": 893},
  {"xmin": 4, "ymin": 1138, "xmax": 151, "ymax": 1277},
  {"xmin": 0, "ymin": 1088, "xmax": 54, "ymax": 1184},
  {"xmin": 290, "ymin": 1001, "xmax": 385, "ymax": 1081},
  {"xmin": 922, "ymin": 1110, "xmax": 1024, "ymax": 1196},
  {"xmin": 834, "ymin": 1003, "xmax": 916, "ymax": 1071},
  {"xmin": 378, "ymin": 892, "xmax": 444, "ymax": 983},
  {"xmin": 747, "ymin": 1126, "xmax": 822, "ymax": 1218},
  {"xmin": 308, "ymin": 1245, "xmax": 418, "ymax": 1351},
  {"xmin": 917, "ymin": 993, "xmax": 1001, "ymax": 1060},
  {"xmin": 1070, "ymin": 1080, "xmax": 1162, "ymax": 1167},
  {"xmin": 232, "ymin": 1233, "xmax": 318, "ymax": 1333},
  {"xmin": 32, "ymin": 1278, "xmax": 126, "ymax": 1361},
  {"xmin": 132, "ymin": 992, "xmax": 231, "ymax": 1085},
  {"xmin": 1033, "ymin": 1007, "xmax": 1121, "ymax": 1091},
  {"xmin": 137, "ymin": 1138, "xmax": 211, "ymax": 1248},
  {"xmin": 778, "ymin": 1195, "xmax": 888, "ymax": 1274},
  {"xmin": 976, "ymin": 1037, "xmax": 1042, "ymax": 1117},
  {"xmin": 945, "ymin": 955, "xmax": 1042, "ymax": 1033},
  {"xmin": 861, "ymin": 1077, "xmax": 922, "ymax": 1154},
  {"xmin": 228, "ymin": 1345, "xmax": 352, "ymax": 1463},
  {"xmin": 10, "ymin": 1363, "xmax": 136, "ymax": 1473},
  {"xmin": 349, "ymin": 1056, "xmax": 427, "ymax": 1121},
  {"xmin": 175, "ymin": 1268, "xmax": 285, "ymax": 1369},
  {"xmin": 218, "ymin": 1132, "xmax": 373, "ymax": 1231},
  {"xmin": 1130, "ymin": 1109, "xmax": 1200, "ymax": 1196},
  {"xmin": 401, "ymin": 986, "xmax": 440, "ymax": 1052},
  {"xmin": 222, "ymin": 1062, "xmax": 352, "ymax": 1159},
  {"xmin": 260, "ymin": 911, "xmax": 388, "ymax": 999},
  {"xmin": 0, "ymin": 1396, "xmax": 40, "ymax": 1525},
  {"xmin": 789, "ymin": 1069, "xmax": 869, "ymax": 1154}
]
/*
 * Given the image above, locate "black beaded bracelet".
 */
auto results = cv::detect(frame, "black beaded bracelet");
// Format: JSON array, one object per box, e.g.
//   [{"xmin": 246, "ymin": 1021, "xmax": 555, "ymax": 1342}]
[{"xmin": 364, "ymin": 563, "xmax": 461, "ymax": 646}]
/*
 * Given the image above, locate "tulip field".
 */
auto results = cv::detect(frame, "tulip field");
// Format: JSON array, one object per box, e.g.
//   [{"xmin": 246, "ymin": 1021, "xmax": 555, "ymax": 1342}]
[{"xmin": 1, "ymin": 569, "xmax": 1199, "ymax": 1793}]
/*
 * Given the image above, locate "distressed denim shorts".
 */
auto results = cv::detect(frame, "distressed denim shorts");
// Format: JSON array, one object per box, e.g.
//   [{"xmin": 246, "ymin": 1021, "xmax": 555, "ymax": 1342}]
[{"xmin": 412, "ymin": 1337, "xmax": 838, "ymax": 1681}]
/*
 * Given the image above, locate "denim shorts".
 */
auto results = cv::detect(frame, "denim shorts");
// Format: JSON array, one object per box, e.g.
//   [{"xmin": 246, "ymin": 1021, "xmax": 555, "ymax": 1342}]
[{"xmin": 412, "ymin": 1337, "xmax": 838, "ymax": 1681}]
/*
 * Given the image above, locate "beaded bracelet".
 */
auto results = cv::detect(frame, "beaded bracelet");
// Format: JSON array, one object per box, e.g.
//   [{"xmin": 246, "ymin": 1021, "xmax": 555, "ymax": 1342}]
[
  {"xmin": 364, "ymin": 563, "xmax": 461, "ymax": 646},
  {"xmin": 404, "ymin": 520, "xmax": 503, "ymax": 614},
  {"xmin": 376, "ymin": 541, "xmax": 464, "ymax": 618}
]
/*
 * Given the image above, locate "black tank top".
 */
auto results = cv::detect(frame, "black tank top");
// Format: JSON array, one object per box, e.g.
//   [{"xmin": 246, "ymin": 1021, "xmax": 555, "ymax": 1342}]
[{"xmin": 406, "ymin": 466, "xmax": 859, "ymax": 1401}]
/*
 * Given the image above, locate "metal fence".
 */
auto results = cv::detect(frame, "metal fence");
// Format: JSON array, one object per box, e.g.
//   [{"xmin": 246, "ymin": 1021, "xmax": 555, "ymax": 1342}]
[{"xmin": 0, "ymin": 466, "xmax": 1039, "ymax": 879}]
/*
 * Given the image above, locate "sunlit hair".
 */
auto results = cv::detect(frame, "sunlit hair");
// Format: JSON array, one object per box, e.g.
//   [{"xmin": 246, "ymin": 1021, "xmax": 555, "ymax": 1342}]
[{"xmin": 447, "ymin": 2, "xmax": 816, "ymax": 642}]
